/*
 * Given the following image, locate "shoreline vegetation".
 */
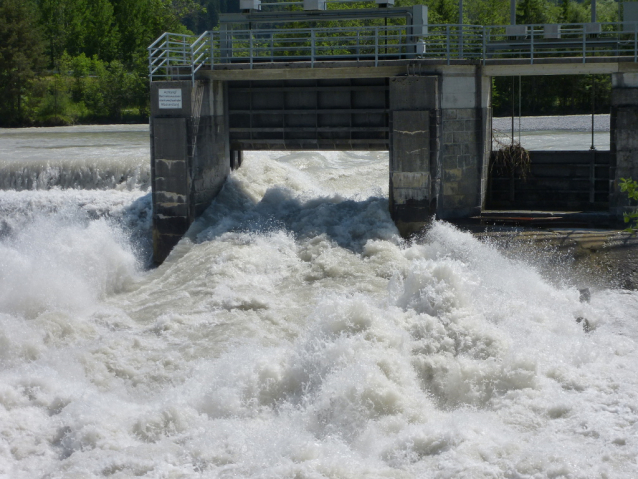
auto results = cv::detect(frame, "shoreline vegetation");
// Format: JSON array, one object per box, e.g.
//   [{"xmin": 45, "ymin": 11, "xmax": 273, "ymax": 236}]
[{"xmin": 1, "ymin": 0, "xmax": 618, "ymax": 128}]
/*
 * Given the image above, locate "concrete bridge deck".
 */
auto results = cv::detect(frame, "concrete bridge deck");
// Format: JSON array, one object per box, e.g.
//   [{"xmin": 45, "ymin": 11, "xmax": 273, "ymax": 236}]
[{"xmin": 193, "ymin": 57, "xmax": 638, "ymax": 80}]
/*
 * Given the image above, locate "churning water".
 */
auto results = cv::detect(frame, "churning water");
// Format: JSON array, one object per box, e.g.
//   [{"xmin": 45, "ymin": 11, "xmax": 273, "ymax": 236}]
[{"xmin": 0, "ymin": 121, "xmax": 637, "ymax": 478}]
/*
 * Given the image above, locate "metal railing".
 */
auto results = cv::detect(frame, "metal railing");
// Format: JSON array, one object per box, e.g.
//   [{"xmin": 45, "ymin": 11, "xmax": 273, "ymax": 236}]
[
  {"xmin": 483, "ymin": 22, "xmax": 638, "ymax": 64},
  {"xmin": 218, "ymin": 24, "xmax": 483, "ymax": 64},
  {"xmin": 149, "ymin": 33, "xmax": 196, "ymax": 81},
  {"xmin": 148, "ymin": 21, "xmax": 638, "ymax": 82}
]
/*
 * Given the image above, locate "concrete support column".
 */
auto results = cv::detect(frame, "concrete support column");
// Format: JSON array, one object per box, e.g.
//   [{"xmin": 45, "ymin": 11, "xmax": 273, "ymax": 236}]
[
  {"xmin": 150, "ymin": 80, "xmax": 230, "ymax": 264},
  {"xmin": 438, "ymin": 68, "xmax": 491, "ymax": 219},
  {"xmin": 610, "ymin": 72, "xmax": 638, "ymax": 221},
  {"xmin": 230, "ymin": 150, "xmax": 243, "ymax": 170},
  {"xmin": 388, "ymin": 68, "xmax": 490, "ymax": 235},
  {"xmin": 389, "ymin": 76, "xmax": 439, "ymax": 235}
]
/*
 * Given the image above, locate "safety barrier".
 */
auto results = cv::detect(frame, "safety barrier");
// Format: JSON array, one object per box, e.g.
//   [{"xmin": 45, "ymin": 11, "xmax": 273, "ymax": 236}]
[{"xmin": 149, "ymin": 21, "xmax": 638, "ymax": 82}]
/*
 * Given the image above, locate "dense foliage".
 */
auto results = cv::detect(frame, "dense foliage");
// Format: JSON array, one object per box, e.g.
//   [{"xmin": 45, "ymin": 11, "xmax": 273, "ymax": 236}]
[
  {"xmin": 0, "ymin": 0, "xmax": 46, "ymax": 126},
  {"xmin": 0, "ymin": 0, "xmax": 621, "ymax": 126},
  {"xmin": 0, "ymin": 0, "xmax": 202, "ymax": 126},
  {"xmin": 620, "ymin": 178, "xmax": 638, "ymax": 231}
]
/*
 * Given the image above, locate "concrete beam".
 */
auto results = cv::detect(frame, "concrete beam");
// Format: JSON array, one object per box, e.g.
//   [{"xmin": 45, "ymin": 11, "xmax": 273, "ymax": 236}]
[
  {"xmin": 201, "ymin": 62, "xmax": 480, "ymax": 81},
  {"xmin": 200, "ymin": 58, "xmax": 638, "ymax": 81},
  {"xmin": 441, "ymin": 73, "xmax": 477, "ymax": 109},
  {"xmin": 484, "ymin": 60, "xmax": 638, "ymax": 77},
  {"xmin": 201, "ymin": 65, "xmax": 406, "ymax": 81}
]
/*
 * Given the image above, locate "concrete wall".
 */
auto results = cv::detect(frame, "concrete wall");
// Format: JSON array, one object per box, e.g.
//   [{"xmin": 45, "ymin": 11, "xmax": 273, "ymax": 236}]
[
  {"xmin": 438, "ymin": 70, "xmax": 490, "ymax": 219},
  {"xmin": 388, "ymin": 69, "xmax": 489, "ymax": 235},
  {"xmin": 192, "ymin": 80, "xmax": 230, "ymax": 216},
  {"xmin": 150, "ymin": 80, "xmax": 230, "ymax": 264},
  {"xmin": 389, "ymin": 76, "xmax": 439, "ymax": 235},
  {"xmin": 611, "ymin": 72, "xmax": 638, "ymax": 221}
]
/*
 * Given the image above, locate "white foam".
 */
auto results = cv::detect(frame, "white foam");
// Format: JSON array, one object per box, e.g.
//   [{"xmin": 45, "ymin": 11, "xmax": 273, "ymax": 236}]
[
  {"xmin": 0, "ymin": 124, "xmax": 149, "ymax": 190},
  {"xmin": 1, "ymin": 134, "xmax": 637, "ymax": 478}
]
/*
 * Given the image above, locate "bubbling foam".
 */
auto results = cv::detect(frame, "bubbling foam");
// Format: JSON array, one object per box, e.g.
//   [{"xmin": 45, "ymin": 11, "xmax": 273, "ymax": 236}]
[
  {"xmin": 0, "ymin": 206, "xmax": 141, "ymax": 320},
  {"xmin": 1, "ymin": 148, "xmax": 637, "ymax": 478},
  {"xmin": 0, "ymin": 157, "xmax": 150, "ymax": 190}
]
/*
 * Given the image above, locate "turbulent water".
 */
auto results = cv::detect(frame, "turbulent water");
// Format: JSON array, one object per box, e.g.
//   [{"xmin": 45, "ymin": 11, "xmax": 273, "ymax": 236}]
[{"xmin": 1, "ymin": 121, "xmax": 637, "ymax": 478}]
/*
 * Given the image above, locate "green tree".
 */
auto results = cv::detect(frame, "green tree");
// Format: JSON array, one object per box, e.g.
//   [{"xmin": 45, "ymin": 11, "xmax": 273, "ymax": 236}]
[
  {"xmin": 597, "ymin": 0, "xmax": 619, "ymax": 23},
  {"xmin": 0, "ymin": 0, "xmax": 46, "ymax": 126},
  {"xmin": 84, "ymin": 0, "xmax": 120, "ymax": 61},
  {"xmin": 37, "ymin": 0, "xmax": 88, "ymax": 66},
  {"xmin": 517, "ymin": 0, "xmax": 558, "ymax": 24},
  {"xmin": 466, "ymin": 0, "xmax": 510, "ymax": 25},
  {"xmin": 184, "ymin": 0, "xmax": 221, "ymax": 34},
  {"xmin": 426, "ymin": 0, "xmax": 457, "ymax": 24},
  {"xmin": 559, "ymin": 0, "xmax": 587, "ymax": 23},
  {"xmin": 620, "ymin": 178, "xmax": 638, "ymax": 231},
  {"xmin": 112, "ymin": 0, "xmax": 201, "ymax": 63}
]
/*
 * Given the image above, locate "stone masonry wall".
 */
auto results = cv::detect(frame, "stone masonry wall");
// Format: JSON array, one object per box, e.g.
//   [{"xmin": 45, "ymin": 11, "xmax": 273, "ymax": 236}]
[{"xmin": 439, "ymin": 107, "xmax": 482, "ymax": 218}]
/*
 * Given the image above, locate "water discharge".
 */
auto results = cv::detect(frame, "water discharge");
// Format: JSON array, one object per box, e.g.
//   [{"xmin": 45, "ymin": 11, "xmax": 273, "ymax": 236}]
[{"xmin": 0, "ymin": 124, "xmax": 637, "ymax": 478}]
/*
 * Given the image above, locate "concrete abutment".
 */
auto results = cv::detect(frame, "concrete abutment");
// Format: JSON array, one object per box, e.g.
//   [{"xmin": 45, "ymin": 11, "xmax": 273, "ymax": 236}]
[
  {"xmin": 388, "ymin": 68, "xmax": 490, "ymax": 235},
  {"xmin": 150, "ymin": 80, "xmax": 230, "ymax": 264}
]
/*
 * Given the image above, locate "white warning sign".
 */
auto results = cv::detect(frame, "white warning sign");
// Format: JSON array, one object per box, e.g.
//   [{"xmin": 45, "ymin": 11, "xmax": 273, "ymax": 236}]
[{"xmin": 158, "ymin": 89, "xmax": 182, "ymax": 109}]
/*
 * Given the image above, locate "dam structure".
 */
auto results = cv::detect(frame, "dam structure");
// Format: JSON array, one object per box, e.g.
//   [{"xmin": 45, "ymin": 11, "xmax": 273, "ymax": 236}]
[{"xmin": 148, "ymin": 0, "xmax": 638, "ymax": 264}]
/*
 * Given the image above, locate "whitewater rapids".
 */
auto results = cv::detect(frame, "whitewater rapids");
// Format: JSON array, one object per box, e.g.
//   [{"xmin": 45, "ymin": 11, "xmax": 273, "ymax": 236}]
[{"xmin": 0, "ymin": 124, "xmax": 637, "ymax": 478}]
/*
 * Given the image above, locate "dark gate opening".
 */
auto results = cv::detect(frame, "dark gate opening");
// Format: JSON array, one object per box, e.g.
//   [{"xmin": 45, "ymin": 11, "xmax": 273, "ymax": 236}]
[
  {"xmin": 487, "ymin": 150, "xmax": 612, "ymax": 211},
  {"xmin": 227, "ymin": 78, "xmax": 390, "ymax": 151}
]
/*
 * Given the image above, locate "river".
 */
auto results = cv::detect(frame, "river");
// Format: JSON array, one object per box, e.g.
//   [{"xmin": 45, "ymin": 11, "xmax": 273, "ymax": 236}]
[{"xmin": 0, "ymin": 117, "xmax": 637, "ymax": 478}]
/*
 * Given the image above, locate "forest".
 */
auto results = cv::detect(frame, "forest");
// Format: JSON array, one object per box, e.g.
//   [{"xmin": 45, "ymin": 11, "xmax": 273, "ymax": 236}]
[{"xmin": 0, "ymin": 0, "xmax": 620, "ymax": 127}]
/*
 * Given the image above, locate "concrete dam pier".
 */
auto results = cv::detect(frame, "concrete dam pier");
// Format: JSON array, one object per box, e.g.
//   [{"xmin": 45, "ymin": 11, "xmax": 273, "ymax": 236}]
[{"xmin": 149, "ymin": 7, "xmax": 638, "ymax": 264}]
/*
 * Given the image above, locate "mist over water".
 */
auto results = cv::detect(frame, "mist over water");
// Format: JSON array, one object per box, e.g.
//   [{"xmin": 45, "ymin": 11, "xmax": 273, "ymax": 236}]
[{"xmin": 1, "ymin": 124, "xmax": 637, "ymax": 478}]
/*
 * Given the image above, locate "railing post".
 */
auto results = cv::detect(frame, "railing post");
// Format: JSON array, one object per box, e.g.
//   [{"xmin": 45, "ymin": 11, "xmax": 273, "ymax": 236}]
[
  {"xmin": 311, "ymin": 29, "xmax": 315, "ymax": 67},
  {"xmin": 183, "ymin": 36, "xmax": 188, "ymax": 79},
  {"xmin": 583, "ymin": 25, "xmax": 586, "ymax": 63},
  {"xmin": 250, "ymin": 32, "xmax": 253, "ymax": 69},
  {"xmin": 375, "ymin": 27, "xmax": 379, "ymax": 66},
  {"xmin": 270, "ymin": 34, "xmax": 274, "ymax": 62},
  {"xmin": 482, "ymin": 26, "xmax": 486, "ymax": 65},
  {"xmin": 635, "ymin": 24, "xmax": 637, "ymax": 62},
  {"xmin": 589, "ymin": 150, "xmax": 596, "ymax": 204},
  {"xmin": 214, "ymin": 30, "xmax": 215, "ymax": 70},
  {"xmin": 148, "ymin": 48, "xmax": 152, "ymax": 81},
  {"xmin": 459, "ymin": 25, "xmax": 464, "ymax": 59},
  {"xmin": 191, "ymin": 41, "xmax": 195, "ymax": 86},
  {"xmin": 357, "ymin": 30, "xmax": 360, "ymax": 60},
  {"xmin": 446, "ymin": 25, "xmax": 450, "ymax": 65},
  {"xmin": 531, "ymin": 26, "xmax": 534, "ymax": 64}
]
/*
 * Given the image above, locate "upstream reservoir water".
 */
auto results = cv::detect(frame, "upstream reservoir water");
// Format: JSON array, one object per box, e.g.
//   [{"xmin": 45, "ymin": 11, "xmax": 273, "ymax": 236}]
[{"xmin": 1, "ymin": 118, "xmax": 637, "ymax": 478}]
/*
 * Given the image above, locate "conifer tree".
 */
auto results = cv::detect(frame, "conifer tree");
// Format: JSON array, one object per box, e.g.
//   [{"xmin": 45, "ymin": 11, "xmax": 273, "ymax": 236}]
[{"xmin": 0, "ymin": 0, "xmax": 46, "ymax": 125}]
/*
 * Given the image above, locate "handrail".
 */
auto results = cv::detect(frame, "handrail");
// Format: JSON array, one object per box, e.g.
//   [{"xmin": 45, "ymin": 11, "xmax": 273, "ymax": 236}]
[{"xmin": 148, "ymin": 21, "xmax": 638, "ymax": 81}]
